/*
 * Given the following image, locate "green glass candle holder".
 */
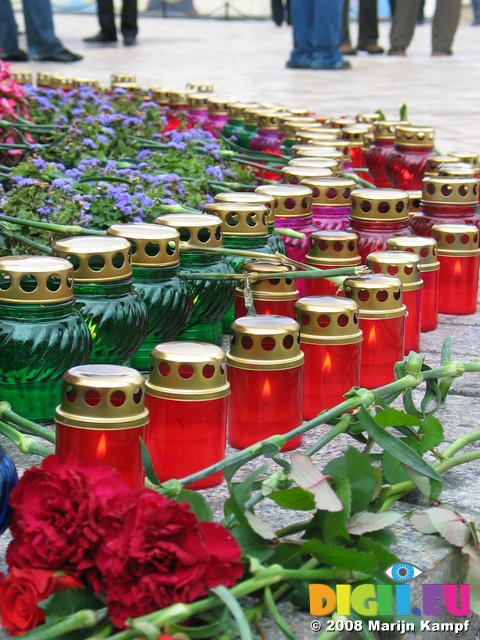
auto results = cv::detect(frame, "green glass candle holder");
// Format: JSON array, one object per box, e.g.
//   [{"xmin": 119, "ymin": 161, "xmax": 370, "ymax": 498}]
[
  {"xmin": 107, "ymin": 223, "xmax": 193, "ymax": 370},
  {"xmin": 53, "ymin": 236, "xmax": 148, "ymax": 365},
  {"xmin": 0, "ymin": 256, "xmax": 91, "ymax": 421}
]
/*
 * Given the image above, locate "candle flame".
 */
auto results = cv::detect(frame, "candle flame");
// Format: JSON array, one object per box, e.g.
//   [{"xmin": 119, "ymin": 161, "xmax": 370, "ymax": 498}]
[
  {"xmin": 369, "ymin": 325, "xmax": 376, "ymax": 344},
  {"xmin": 97, "ymin": 433, "xmax": 107, "ymax": 460},
  {"xmin": 322, "ymin": 353, "xmax": 332, "ymax": 376},
  {"xmin": 263, "ymin": 378, "xmax": 271, "ymax": 399},
  {"xmin": 454, "ymin": 260, "xmax": 462, "ymax": 276}
]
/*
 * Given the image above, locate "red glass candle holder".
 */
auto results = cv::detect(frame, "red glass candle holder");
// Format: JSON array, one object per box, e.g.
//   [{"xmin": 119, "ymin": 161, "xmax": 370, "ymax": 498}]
[
  {"xmin": 168, "ymin": 90, "xmax": 190, "ymax": 114},
  {"xmin": 145, "ymin": 342, "xmax": 229, "ymax": 490},
  {"xmin": 410, "ymin": 176, "xmax": 480, "ymax": 237},
  {"xmin": 295, "ymin": 297, "xmax": 362, "ymax": 420},
  {"xmin": 343, "ymin": 275, "xmax": 406, "ymax": 389},
  {"xmin": 234, "ymin": 260, "xmax": 299, "ymax": 318},
  {"xmin": 363, "ymin": 121, "xmax": 406, "ymax": 188},
  {"xmin": 305, "ymin": 230, "xmax": 361, "ymax": 297},
  {"xmin": 227, "ymin": 316, "xmax": 304, "ymax": 451},
  {"xmin": 302, "ymin": 177, "xmax": 355, "ymax": 231},
  {"xmin": 348, "ymin": 188, "xmax": 411, "ymax": 262},
  {"xmin": 342, "ymin": 124, "xmax": 371, "ymax": 169},
  {"xmin": 384, "ymin": 125, "xmax": 436, "ymax": 190},
  {"xmin": 366, "ymin": 251, "xmax": 422, "ymax": 355},
  {"xmin": 431, "ymin": 224, "xmax": 480, "ymax": 315},
  {"xmin": 387, "ymin": 236, "xmax": 440, "ymax": 332},
  {"xmin": 55, "ymin": 365, "xmax": 147, "ymax": 489},
  {"xmin": 302, "ymin": 138, "xmax": 353, "ymax": 172}
]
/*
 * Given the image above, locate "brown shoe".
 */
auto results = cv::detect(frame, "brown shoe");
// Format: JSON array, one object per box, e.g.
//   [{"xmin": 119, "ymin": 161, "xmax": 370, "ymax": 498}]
[
  {"xmin": 358, "ymin": 43, "xmax": 384, "ymax": 54},
  {"xmin": 339, "ymin": 44, "xmax": 357, "ymax": 56},
  {"xmin": 432, "ymin": 50, "xmax": 452, "ymax": 56},
  {"xmin": 388, "ymin": 48, "xmax": 406, "ymax": 56}
]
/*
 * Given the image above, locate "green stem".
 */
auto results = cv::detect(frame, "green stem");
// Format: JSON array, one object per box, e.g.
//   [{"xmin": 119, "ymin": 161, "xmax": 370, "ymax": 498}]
[
  {"xmin": 0, "ymin": 214, "xmax": 106, "ymax": 236},
  {"xmin": 178, "ymin": 267, "xmax": 366, "ymax": 282},
  {"xmin": 276, "ymin": 519, "xmax": 310, "ymax": 538},
  {"xmin": 0, "ymin": 419, "xmax": 52, "ymax": 456},
  {"xmin": 19, "ymin": 609, "xmax": 107, "ymax": 640},
  {"xmin": 438, "ymin": 429, "xmax": 480, "ymax": 459},
  {"xmin": 0, "ymin": 224, "xmax": 53, "ymax": 254},
  {"xmin": 341, "ymin": 171, "xmax": 376, "ymax": 188},
  {"xmin": 274, "ymin": 227, "xmax": 306, "ymax": 240},
  {"xmin": 263, "ymin": 586, "xmax": 297, "ymax": 640},
  {"xmin": 435, "ymin": 450, "xmax": 480, "ymax": 474},
  {"xmin": 0, "ymin": 403, "xmax": 56, "ymax": 444}
]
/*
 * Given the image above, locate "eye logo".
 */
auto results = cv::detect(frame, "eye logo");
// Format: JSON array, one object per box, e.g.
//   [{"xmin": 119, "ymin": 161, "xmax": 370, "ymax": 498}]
[{"xmin": 384, "ymin": 563, "xmax": 422, "ymax": 582}]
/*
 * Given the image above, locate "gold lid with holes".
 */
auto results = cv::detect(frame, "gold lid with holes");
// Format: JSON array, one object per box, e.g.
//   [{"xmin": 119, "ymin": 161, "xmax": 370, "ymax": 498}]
[
  {"xmin": 342, "ymin": 125, "xmax": 371, "ymax": 148},
  {"xmin": 296, "ymin": 130, "xmax": 341, "ymax": 145},
  {"xmin": 289, "ymin": 157, "xmax": 339, "ymax": 175},
  {"xmin": 169, "ymin": 90, "xmax": 190, "ymax": 106},
  {"xmin": 343, "ymin": 275, "xmax": 406, "ymax": 319},
  {"xmin": 295, "ymin": 147, "xmax": 345, "ymax": 168},
  {"xmin": 186, "ymin": 81, "xmax": 214, "ymax": 93},
  {"xmin": 227, "ymin": 102, "xmax": 255, "ymax": 120},
  {"xmin": 152, "ymin": 88, "xmax": 172, "ymax": 105},
  {"xmin": 295, "ymin": 296, "xmax": 362, "ymax": 345},
  {"xmin": 356, "ymin": 113, "xmax": 380, "ymax": 124},
  {"xmin": 146, "ymin": 342, "xmax": 229, "ymax": 401},
  {"xmin": 227, "ymin": 316, "xmax": 304, "ymax": 371},
  {"xmin": 387, "ymin": 236, "xmax": 439, "ymax": 272},
  {"xmin": 395, "ymin": 125, "xmax": 435, "ymax": 147},
  {"xmin": 306, "ymin": 230, "xmax": 361, "ymax": 267},
  {"xmin": 72, "ymin": 78, "xmax": 99, "ymax": 89},
  {"xmin": 207, "ymin": 96, "xmax": 238, "ymax": 114},
  {"xmin": 373, "ymin": 120, "xmax": 409, "ymax": 140},
  {"xmin": 203, "ymin": 202, "xmax": 269, "ymax": 237},
  {"xmin": 51, "ymin": 76, "xmax": 75, "ymax": 90},
  {"xmin": 281, "ymin": 117, "xmax": 317, "ymax": 140},
  {"xmin": 287, "ymin": 108, "xmax": 311, "ymax": 116},
  {"xmin": 450, "ymin": 151, "xmax": 480, "ymax": 169},
  {"xmin": 366, "ymin": 251, "xmax": 423, "ymax": 291},
  {"xmin": 107, "ymin": 224, "xmax": 179, "ymax": 267},
  {"xmin": 12, "ymin": 71, "xmax": 32, "ymax": 85},
  {"xmin": 316, "ymin": 115, "xmax": 334, "ymax": 126},
  {"xmin": 301, "ymin": 177, "xmax": 355, "ymax": 208},
  {"xmin": 111, "ymin": 82, "xmax": 140, "ymax": 95},
  {"xmin": 333, "ymin": 118, "xmax": 356, "ymax": 129},
  {"xmin": 308, "ymin": 139, "xmax": 352, "ymax": 159},
  {"xmin": 424, "ymin": 156, "xmax": 460, "ymax": 176},
  {"xmin": 155, "ymin": 213, "xmax": 223, "ymax": 248},
  {"xmin": 407, "ymin": 190, "xmax": 422, "ymax": 214},
  {"xmin": 53, "ymin": 237, "xmax": 132, "ymax": 283},
  {"xmin": 236, "ymin": 260, "xmax": 299, "ymax": 301},
  {"xmin": 302, "ymin": 125, "xmax": 341, "ymax": 136},
  {"xmin": 37, "ymin": 71, "xmax": 60, "ymax": 87},
  {"xmin": 438, "ymin": 163, "xmax": 476, "ymax": 178},
  {"xmin": 257, "ymin": 111, "xmax": 280, "ymax": 131},
  {"xmin": 282, "ymin": 165, "xmax": 334, "ymax": 183},
  {"xmin": 363, "ymin": 132, "xmax": 374, "ymax": 149},
  {"xmin": 244, "ymin": 107, "xmax": 261, "ymax": 127},
  {"xmin": 111, "ymin": 73, "xmax": 136, "ymax": 85},
  {"xmin": 55, "ymin": 365, "xmax": 148, "ymax": 428},
  {"xmin": 256, "ymin": 184, "xmax": 312, "ymax": 218},
  {"xmin": 431, "ymin": 224, "xmax": 480, "ymax": 256},
  {"xmin": 294, "ymin": 144, "xmax": 338, "ymax": 155},
  {"xmin": 215, "ymin": 191, "xmax": 275, "ymax": 226},
  {"xmin": 350, "ymin": 188, "xmax": 409, "ymax": 222},
  {"xmin": 0, "ymin": 256, "xmax": 74, "ymax": 305},
  {"xmin": 187, "ymin": 92, "xmax": 215, "ymax": 110},
  {"xmin": 421, "ymin": 176, "xmax": 479, "ymax": 205}
]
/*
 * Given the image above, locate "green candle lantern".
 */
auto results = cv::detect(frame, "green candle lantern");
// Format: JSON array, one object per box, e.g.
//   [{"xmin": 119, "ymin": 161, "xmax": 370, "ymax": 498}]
[
  {"xmin": 53, "ymin": 236, "xmax": 149, "ymax": 365},
  {"xmin": 0, "ymin": 256, "xmax": 91, "ymax": 421}
]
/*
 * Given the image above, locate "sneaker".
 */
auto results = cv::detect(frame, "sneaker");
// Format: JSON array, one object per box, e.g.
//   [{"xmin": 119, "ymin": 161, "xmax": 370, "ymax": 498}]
[
  {"xmin": 123, "ymin": 35, "xmax": 136, "ymax": 46},
  {"xmin": 0, "ymin": 50, "xmax": 29, "ymax": 62},
  {"xmin": 31, "ymin": 48, "xmax": 83, "ymax": 63},
  {"xmin": 286, "ymin": 59, "xmax": 311, "ymax": 69}
]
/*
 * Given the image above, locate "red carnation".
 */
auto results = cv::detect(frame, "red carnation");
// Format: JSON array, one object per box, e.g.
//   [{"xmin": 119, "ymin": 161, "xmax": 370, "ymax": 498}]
[
  {"xmin": 6, "ymin": 455, "xmax": 131, "ymax": 574},
  {"xmin": 92, "ymin": 489, "xmax": 243, "ymax": 627}
]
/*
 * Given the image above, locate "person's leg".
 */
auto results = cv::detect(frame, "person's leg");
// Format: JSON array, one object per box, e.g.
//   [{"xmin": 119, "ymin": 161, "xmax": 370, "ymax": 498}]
[
  {"xmin": 287, "ymin": 0, "xmax": 314, "ymax": 67},
  {"xmin": 121, "ymin": 0, "xmax": 138, "ymax": 39},
  {"xmin": 22, "ymin": 0, "xmax": 64, "ymax": 56},
  {"xmin": 97, "ymin": 0, "xmax": 118, "ymax": 39},
  {"xmin": 389, "ymin": 0, "xmax": 420, "ymax": 52},
  {"xmin": 389, "ymin": 0, "xmax": 396, "ymax": 17},
  {"xmin": 340, "ymin": 0, "xmax": 351, "ymax": 46},
  {"xmin": 473, "ymin": 0, "xmax": 480, "ymax": 24},
  {"xmin": 311, "ymin": 0, "xmax": 346, "ymax": 68},
  {"xmin": 0, "ymin": 0, "xmax": 21, "ymax": 55},
  {"xmin": 358, "ymin": 0, "xmax": 383, "ymax": 52},
  {"xmin": 432, "ymin": 0, "xmax": 461, "ymax": 54}
]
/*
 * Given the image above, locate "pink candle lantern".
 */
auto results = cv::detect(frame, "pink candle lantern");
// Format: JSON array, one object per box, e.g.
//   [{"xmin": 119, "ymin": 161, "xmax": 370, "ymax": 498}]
[
  {"xmin": 186, "ymin": 92, "xmax": 213, "ymax": 126},
  {"xmin": 249, "ymin": 111, "xmax": 283, "ymax": 153},
  {"xmin": 431, "ymin": 224, "xmax": 480, "ymax": 315},
  {"xmin": 305, "ymin": 230, "xmax": 361, "ymax": 296},
  {"xmin": 302, "ymin": 177, "xmax": 355, "ymax": 231},
  {"xmin": 295, "ymin": 296, "xmax": 362, "ymax": 420},
  {"xmin": 384, "ymin": 125, "xmax": 436, "ymax": 190},
  {"xmin": 145, "ymin": 342, "xmax": 229, "ymax": 490},
  {"xmin": 227, "ymin": 316, "xmax": 304, "ymax": 451},
  {"xmin": 205, "ymin": 96, "xmax": 238, "ymax": 133}
]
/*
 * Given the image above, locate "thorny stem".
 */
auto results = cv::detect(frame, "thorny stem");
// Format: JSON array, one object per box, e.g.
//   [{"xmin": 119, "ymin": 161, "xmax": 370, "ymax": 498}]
[{"xmin": 0, "ymin": 214, "xmax": 106, "ymax": 236}]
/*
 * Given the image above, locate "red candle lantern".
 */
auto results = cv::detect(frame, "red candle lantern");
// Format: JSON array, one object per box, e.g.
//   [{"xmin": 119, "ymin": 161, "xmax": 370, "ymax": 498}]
[
  {"xmin": 348, "ymin": 188, "xmax": 411, "ymax": 262},
  {"xmin": 364, "ymin": 121, "xmax": 406, "ymax": 188},
  {"xmin": 333, "ymin": 118, "xmax": 356, "ymax": 130},
  {"xmin": 341, "ymin": 124, "xmax": 371, "ymax": 169},
  {"xmin": 234, "ymin": 260, "xmax": 299, "ymax": 318},
  {"xmin": 227, "ymin": 316, "xmax": 304, "ymax": 451},
  {"xmin": 295, "ymin": 297, "xmax": 362, "ymax": 420},
  {"xmin": 305, "ymin": 230, "xmax": 361, "ymax": 296},
  {"xmin": 423, "ymin": 156, "xmax": 461, "ymax": 179},
  {"xmin": 450, "ymin": 152, "xmax": 480, "ymax": 178},
  {"xmin": 55, "ymin": 365, "xmax": 148, "ymax": 489},
  {"xmin": 407, "ymin": 191, "xmax": 422, "ymax": 219},
  {"xmin": 281, "ymin": 165, "xmax": 334, "ymax": 184},
  {"xmin": 302, "ymin": 177, "xmax": 355, "ymax": 231},
  {"xmin": 366, "ymin": 251, "xmax": 422, "ymax": 355},
  {"xmin": 145, "ymin": 342, "xmax": 229, "ymax": 490},
  {"xmin": 287, "ymin": 157, "xmax": 339, "ymax": 175},
  {"xmin": 168, "ymin": 89, "xmax": 190, "ymax": 115},
  {"xmin": 384, "ymin": 125, "xmax": 436, "ymax": 190},
  {"xmin": 410, "ymin": 176, "xmax": 480, "ymax": 237},
  {"xmin": 343, "ymin": 275, "xmax": 406, "ymax": 389},
  {"xmin": 387, "ymin": 236, "xmax": 440, "ymax": 333},
  {"xmin": 431, "ymin": 224, "xmax": 480, "ymax": 315}
]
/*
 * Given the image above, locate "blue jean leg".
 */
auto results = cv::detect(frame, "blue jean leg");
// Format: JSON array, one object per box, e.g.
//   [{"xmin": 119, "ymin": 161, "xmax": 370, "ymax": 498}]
[
  {"xmin": 23, "ymin": 0, "xmax": 64, "ymax": 57},
  {"xmin": 289, "ymin": 0, "xmax": 315, "ymax": 66},
  {"xmin": 0, "ymin": 0, "xmax": 21, "ymax": 55},
  {"xmin": 310, "ymin": 0, "xmax": 344, "ymax": 67}
]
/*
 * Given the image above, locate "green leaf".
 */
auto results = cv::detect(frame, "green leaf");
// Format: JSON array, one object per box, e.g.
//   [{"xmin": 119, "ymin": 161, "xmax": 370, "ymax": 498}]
[
  {"xmin": 225, "ymin": 465, "xmax": 268, "ymax": 525},
  {"xmin": 441, "ymin": 334, "xmax": 451, "ymax": 364},
  {"xmin": 375, "ymin": 408, "xmax": 421, "ymax": 429},
  {"xmin": 410, "ymin": 511, "xmax": 437, "ymax": 534},
  {"xmin": 417, "ymin": 415, "xmax": 444, "ymax": 453},
  {"xmin": 290, "ymin": 453, "xmax": 343, "ymax": 512},
  {"xmin": 230, "ymin": 526, "xmax": 275, "ymax": 562},
  {"xmin": 404, "ymin": 465, "xmax": 431, "ymax": 498},
  {"xmin": 39, "ymin": 588, "xmax": 104, "ymax": 625},
  {"xmin": 264, "ymin": 586, "xmax": 297, "ymax": 640},
  {"xmin": 355, "ymin": 537, "xmax": 399, "ymax": 571},
  {"xmin": 302, "ymin": 540, "xmax": 377, "ymax": 571},
  {"xmin": 426, "ymin": 507, "xmax": 471, "ymax": 547},
  {"xmin": 140, "ymin": 438, "xmax": 160, "ymax": 486},
  {"xmin": 374, "ymin": 109, "xmax": 386, "ymax": 121},
  {"xmin": 382, "ymin": 450, "xmax": 409, "ymax": 485},
  {"xmin": 261, "ymin": 436, "xmax": 285, "ymax": 458},
  {"xmin": 399, "ymin": 103, "xmax": 408, "ymax": 120},
  {"xmin": 304, "ymin": 476, "xmax": 352, "ymax": 545},
  {"xmin": 212, "ymin": 586, "xmax": 253, "ymax": 640},
  {"xmin": 176, "ymin": 489, "xmax": 213, "ymax": 522},
  {"xmin": 346, "ymin": 511, "xmax": 403, "ymax": 536},
  {"xmin": 268, "ymin": 487, "xmax": 315, "ymax": 511},
  {"xmin": 358, "ymin": 405, "xmax": 444, "ymax": 483},
  {"xmin": 371, "ymin": 467, "xmax": 383, "ymax": 502},
  {"xmin": 324, "ymin": 447, "xmax": 376, "ymax": 513}
]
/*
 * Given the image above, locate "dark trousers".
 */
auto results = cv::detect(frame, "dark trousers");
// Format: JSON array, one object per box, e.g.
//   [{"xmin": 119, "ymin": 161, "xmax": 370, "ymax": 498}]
[
  {"xmin": 390, "ymin": 0, "xmax": 461, "ymax": 52},
  {"xmin": 98, "ymin": 0, "xmax": 137, "ymax": 38},
  {"xmin": 341, "ymin": 0, "xmax": 379, "ymax": 46}
]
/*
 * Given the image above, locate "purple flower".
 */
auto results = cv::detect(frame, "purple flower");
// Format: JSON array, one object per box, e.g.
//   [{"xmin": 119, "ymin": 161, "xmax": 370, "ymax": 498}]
[
  {"xmin": 38, "ymin": 206, "xmax": 51, "ymax": 216},
  {"xmin": 123, "ymin": 116, "xmax": 143, "ymax": 127},
  {"xmin": 136, "ymin": 149, "xmax": 151, "ymax": 161},
  {"xmin": 33, "ymin": 157, "xmax": 47, "ymax": 171},
  {"xmin": 205, "ymin": 165, "xmax": 224, "ymax": 182},
  {"xmin": 12, "ymin": 177, "xmax": 35, "ymax": 187},
  {"xmin": 97, "ymin": 134, "xmax": 109, "ymax": 145},
  {"xmin": 82, "ymin": 137, "xmax": 97, "ymax": 149},
  {"xmin": 51, "ymin": 178, "xmax": 73, "ymax": 194}
]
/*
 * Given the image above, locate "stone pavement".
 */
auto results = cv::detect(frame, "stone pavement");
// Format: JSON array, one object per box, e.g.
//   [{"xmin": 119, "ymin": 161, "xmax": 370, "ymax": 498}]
[{"xmin": 3, "ymin": 9, "xmax": 480, "ymax": 640}]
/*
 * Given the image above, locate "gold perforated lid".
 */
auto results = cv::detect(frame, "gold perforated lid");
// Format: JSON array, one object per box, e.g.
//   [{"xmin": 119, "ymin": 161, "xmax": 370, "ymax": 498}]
[
  {"xmin": 295, "ymin": 296, "xmax": 362, "ymax": 344},
  {"xmin": 203, "ymin": 202, "xmax": 269, "ymax": 237},
  {"xmin": 350, "ymin": 188, "xmax": 409, "ymax": 222},
  {"xmin": 236, "ymin": 260, "xmax": 299, "ymax": 301},
  {"xmin": 356, "ymin": 113, "xmax": 381, "ymax": 124},
  {"xmin": 72, "ymin": 78, "xmax": 99, "ymax": 88},
  {"xmin": 207, "ymin": 96, "xmax": 238, "ymax": 114},
  {"xmin": 227, "ymin": 316, "xmax": 304, "ymax": 371},
  {"xmin": 257, "ymin": 111, "xmax": 280, "ymax": 131},
  {"xmin": 424, "ymin": 156, "xmax": 460, "ymax": 176},
  {"xmin": 282, "ymin": 165, "xmax": 334, "ymax": 184},
  {"xmin": 187, "ymin": 92, "xmax": 215, "ymax": 110},
  {"xmin": 282, "ymin": 118, "xmax": 317, "ymax": 140},
  {"xmin": 333, "ymin": 118, "xmax": 356, "ymax": 129},
  {"xmin": 342, "ymin": 124, "xmax": 372, "ymax": 148},
  {"xmin": 146, "ymin": 342, "xmax": 229, "ymax": 401},
  {"xmin": 186, "ymin": 81, "xmax": 214, "ymax": 93},
  {"xmin": 407, "ymin": 190, "xmax": 422, "ymax": 214},
  {"xmin": 363, "ymin": 132, "xmax": 374, "ymax": 150},
  {"xmin": 301, "ymin": 177, "xmax": 355, "ymax": 208},
  {"xmin": 0, "ymin": 256, "xmax": 74, "ymax": 305},
  {"xmin": 155, "ymin": 213, "xmax": 223, "ymax": 248},
  {"xmin": 169, "ymin": 90, "xmax": 190, "ymax": 106},
  {"xmin": 12, "ymin": 71, "xmax": 32, "ymax": 85},
  {"xmin": 256, "ymin": 184, "xmax": 312, "ymax": 218},
  {"xmin": 53, "ymin": 236, "xmax": 132, "ymax": 283},
  {"xmin": 51, "ymin": 76, "xmax": 75, "ymax": 90},
  {"xmin": 111, "ymin": 82, "xmax": 139, "ymax": 95},
  {"xmin": 395, "ymin": 125, "xmax": 435, "ymax": 148},
  {"xmin": 431, "ymin": 224, "xmax": 480, "ymax": 256},
  {"xmin": 421, "ymin": 176, "xmax": 479, "ymax": 205},
  {"xmin": 366, "ymin": 251, "xmax": 422, "ymax": 291},
  {"xmin": 107, "ymin": 223, "xmax": 179, "ymax": 267},
  {"xmin": 296, "ymin": 149, "xmax": 344, "ymax": 171},
  {"xmin": 152, "ymin": 88, "xmax": 172, "ymax": 105},
  {"xmin": 308, "ymin": 139, "xmax": 352, "ymax": 160},
  {"xmin": 37, "ymin": 71, "xmax": 60, "ymax": 87},
  {"xmin": 343, "ymin": 274, "xmax": 406, "ymax": 319},
  {"xmin": 316, "ymin": 115, "xmax": 334, "ymax": 126},
  {"xmin": 289, "ymin": 157, "xmax": 339, "ymax": 175},
  {"xmin": 111, "ymin": 73, "xmax": 136, "ymax": 85},
  {"xmin": 244, "ymin": 106, "xmax": 261, "ymax": 127},
  {"xmin": 215, "ymin": 191, "xmax": 275, "ymax": 226},
  {"xmin": 450, "ymin": 151, "xmax": 480, "ymax": 170},
  {"xmin": 227, "ymin": 102, "xmax": 251, "ymax": 120},
  {"xmin": 55, "ymin": 365, "xmax": 148, "ymax": 428},
  {"xmin": 287, "ymin": 107, "xmax": 311, "ymax": 116},
  {"xmin": 296, "ymin": 130, "xmax": 340, "ymax": 145},
  {"xmin": 373, "ymin": 120, "xmax": 409, "ymax": 141},
  {"xmin": 307, "ymin": 230, "xmax": 361, "ymax": 267},
  {"xmin": 438, "ymin": 163, "xmax": 477, "ymax": 178},
  {"xmin": 387, "ymin": 236, "xmax": 439, "ymax": 272}
]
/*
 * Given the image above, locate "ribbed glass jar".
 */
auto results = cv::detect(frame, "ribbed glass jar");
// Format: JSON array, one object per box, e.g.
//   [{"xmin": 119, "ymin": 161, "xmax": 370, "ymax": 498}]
[
  {"xmin": 364, "ymin": 121, "xmax": 406, "ymax": 188},
  {"xmin": 302, "ymin": 177, "xmax": 355, "ymax": 231},
  {"xmin": 384, "ymin": 125, "xmax": 436, "ymax": 190},
  {"xmin": 250, "ymin": 112, "xmax": 283, "ymax": 152}
]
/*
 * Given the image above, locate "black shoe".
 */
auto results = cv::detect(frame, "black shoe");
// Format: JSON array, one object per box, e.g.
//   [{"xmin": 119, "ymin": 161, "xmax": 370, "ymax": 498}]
[
  {"xmin": 123, "ymin": 35, "xmax": 136, "ymax": 46},
  {"xmin": 271, "ymin": 0, "xmax": 284, "ymax": 25},
  {"xmin": 83, "ymin": 31, "xmax": 117, "ymax": 43},
  {"xmin": 358, "ymin": 43, "xmax": 384, "ymax": 54},
  {"xmin": 31, "ymin": 48, "xmax": 83, "ymax": 62},
  {"xmin": 0, "ymin": 49, "xmax": 29, "ymax": 62}
]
